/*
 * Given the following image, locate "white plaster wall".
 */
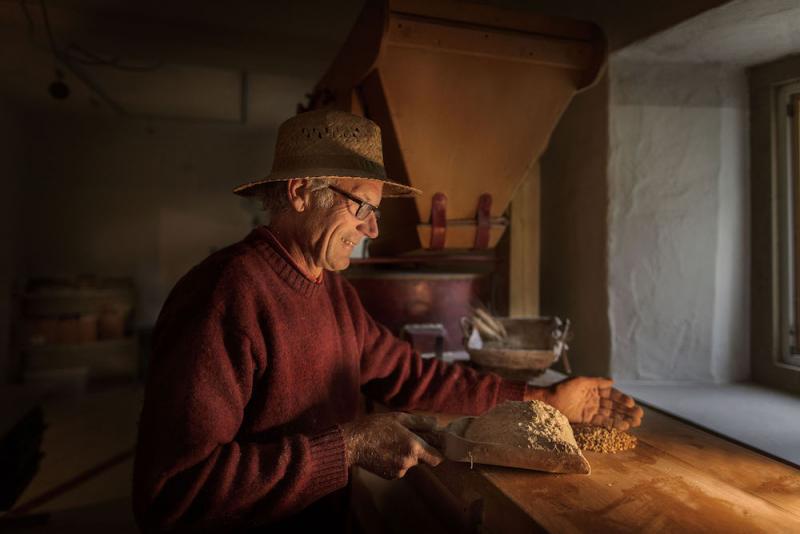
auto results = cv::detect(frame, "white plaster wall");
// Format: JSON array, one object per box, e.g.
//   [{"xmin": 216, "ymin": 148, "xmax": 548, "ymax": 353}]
[
  {"xmin": 613, "ymin": 0, "xmax": 800, "ymax": 67},
  {"xmin": 712, "ymin": 85, "xmax": 750, "ymax": 382},
  {"xmin": 534, "ymin": 1, "xmax": 735, "ymax": 378},
  {"xmin": 608, "ymin": 60, "xmax": 750, "ymax": 382},
  {"xmin": 0, "ymin": 98, "xmax": 25, "ymax": 381}
]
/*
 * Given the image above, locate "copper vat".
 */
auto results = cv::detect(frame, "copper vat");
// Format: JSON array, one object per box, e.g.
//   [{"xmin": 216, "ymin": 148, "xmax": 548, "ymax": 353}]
[{"xmin": 345, "ymin": 271, "xmax": 486, "ymax": 351}]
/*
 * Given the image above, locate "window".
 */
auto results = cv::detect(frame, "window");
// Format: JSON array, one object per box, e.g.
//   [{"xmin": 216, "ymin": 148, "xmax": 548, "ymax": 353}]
[
  {"xmin": 776, "ymin": 81, "xmax": 800, "ymax": 367},
  {"xmin": 750, "ymin": 55, "xmax": 800, "ymax": 393}
]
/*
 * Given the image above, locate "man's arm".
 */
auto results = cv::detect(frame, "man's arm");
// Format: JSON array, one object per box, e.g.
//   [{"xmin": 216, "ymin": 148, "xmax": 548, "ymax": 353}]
[
  {"xmin": 133, "ymin": 309, "xmax": 347, "ymax": 532},
  {"xmin": 348, "ymin": 286, "xmax": 642, "ymax": 429},
  {"xmin": 350, "ymin": 293, "xmax": 525, "ymax": 416}
]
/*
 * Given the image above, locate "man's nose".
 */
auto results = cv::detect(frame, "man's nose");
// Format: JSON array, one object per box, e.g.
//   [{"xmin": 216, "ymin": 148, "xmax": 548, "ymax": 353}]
[{"xmin": 358, "ymin": 212, "xmax": 379, "ymax": 239}]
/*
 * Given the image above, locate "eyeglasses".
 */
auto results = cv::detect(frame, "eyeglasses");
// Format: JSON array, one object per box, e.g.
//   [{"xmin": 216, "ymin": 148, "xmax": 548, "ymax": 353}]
[{"xmin": 326, "ymin": 185, "xmax": 381, "ymax": 221}]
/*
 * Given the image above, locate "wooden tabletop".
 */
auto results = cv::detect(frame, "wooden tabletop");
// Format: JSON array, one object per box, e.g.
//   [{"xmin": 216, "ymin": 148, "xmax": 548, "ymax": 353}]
[{"xmin": 411, "ymin": 406, "xmax": 800, "ymax": 533}]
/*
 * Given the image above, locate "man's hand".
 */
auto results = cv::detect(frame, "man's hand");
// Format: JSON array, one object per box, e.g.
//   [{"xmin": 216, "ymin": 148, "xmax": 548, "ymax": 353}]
[
  {"xmin": 340, "ymin": 413, "xmax": 444, "ymax": 479},
  {"xmin": 527, "ymin": 377, "xmax": 644, "ymax": 431}
]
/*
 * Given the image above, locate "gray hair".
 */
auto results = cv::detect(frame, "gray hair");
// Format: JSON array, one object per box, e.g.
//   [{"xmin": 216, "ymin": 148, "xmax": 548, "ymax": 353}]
[{"xmin": 260, "ymin": 178, "xmax": 337, "ymax": 218}]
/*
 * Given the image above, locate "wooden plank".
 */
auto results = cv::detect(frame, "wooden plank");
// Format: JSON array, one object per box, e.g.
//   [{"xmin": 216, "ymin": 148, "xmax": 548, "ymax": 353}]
[
  {"xmin": 386, "ymin": 14, "xmax": 597, "ymax": 70},
  {"xmin": 509, "ymin": 162, "xmax": 540, "ymax": 318},
  {"xmin": 633, "ymin": 408, "xmax": 800, "ymax": 516},
  {"xmin": 415, "ymin": 223, "xmax": 506, "ymax": 250},
  {"xmin": 350, "ymin": 89, "xmax": 366, "ymax": 117},
  {"xmin": 389, "ymin": 0, "xmax": 599, "ymax": 42},
  {"xmin": 481, "ymin": 441, "xmax": 800, "ymax": 533},
  {"xmin": 417, "ymin": 407, "xmax": 800, "ymax": 533},
  {"xmin": 793, "ymin": 94, "xmax": 800, "ymax": 351}
]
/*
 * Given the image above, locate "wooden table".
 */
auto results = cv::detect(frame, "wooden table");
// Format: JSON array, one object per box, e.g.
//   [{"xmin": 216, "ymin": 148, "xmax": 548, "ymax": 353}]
[{"xmin": 408, "ymin": 406, "xmax": 800, "ymax": 533}]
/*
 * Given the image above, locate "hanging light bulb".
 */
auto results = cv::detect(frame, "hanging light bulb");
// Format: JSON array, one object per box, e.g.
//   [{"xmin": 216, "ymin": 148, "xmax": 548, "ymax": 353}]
[{"xmin": 48, "ymin": 69, "xmax": 70, "ymax": 100}]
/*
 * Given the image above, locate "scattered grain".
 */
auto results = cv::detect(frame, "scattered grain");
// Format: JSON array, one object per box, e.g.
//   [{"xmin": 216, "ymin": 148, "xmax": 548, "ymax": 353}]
[{"xmin": 571, "ymin": 424, "xmax": 637, "ymax": 453}]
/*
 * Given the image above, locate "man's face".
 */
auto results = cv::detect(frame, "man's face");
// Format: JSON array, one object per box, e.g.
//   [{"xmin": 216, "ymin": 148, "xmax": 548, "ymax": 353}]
[{"xmin": 306, "ymin": 178, "xmax": 382, "ymax": 272}]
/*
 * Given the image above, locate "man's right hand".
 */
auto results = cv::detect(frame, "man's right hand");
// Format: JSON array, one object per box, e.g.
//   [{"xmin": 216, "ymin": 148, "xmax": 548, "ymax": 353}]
[{"xmin": 340, "ymin": 412, "xmax": 444, "ymax": 479}]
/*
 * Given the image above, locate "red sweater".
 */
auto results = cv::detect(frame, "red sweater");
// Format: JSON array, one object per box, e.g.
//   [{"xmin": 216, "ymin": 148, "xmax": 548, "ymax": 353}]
[{"xmin": 133, "ymin": 226, "xmax": 526, "ymax": 532}]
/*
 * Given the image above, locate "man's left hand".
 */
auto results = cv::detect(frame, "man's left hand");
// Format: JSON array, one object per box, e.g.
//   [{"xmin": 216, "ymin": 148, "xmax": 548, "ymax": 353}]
[{"xmin": 526, "ymin": 377, "xmax": 644, "ymax": 431}]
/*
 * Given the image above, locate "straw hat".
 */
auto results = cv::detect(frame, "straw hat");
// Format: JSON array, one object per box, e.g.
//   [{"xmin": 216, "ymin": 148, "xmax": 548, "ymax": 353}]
[{"xmin": 233, "ymin": 109, "xmax": 421, "ymax": 198}]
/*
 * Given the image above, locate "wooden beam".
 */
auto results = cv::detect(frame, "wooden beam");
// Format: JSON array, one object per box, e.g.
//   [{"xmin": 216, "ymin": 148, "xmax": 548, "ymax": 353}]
[
  {"xmin": 389, "ymin": 0, "xmax": 599, "ymax": 41},
  {"xmin": 792, "ymin": 94, "xmax": 800, "ymax": 352},
  {"xmin": 386, "ymin": 14, "xmax": 597, "ymax": 71},
  {"xmin": 509, "ymin": 162, "xmax": 540, "ymax": 318}
]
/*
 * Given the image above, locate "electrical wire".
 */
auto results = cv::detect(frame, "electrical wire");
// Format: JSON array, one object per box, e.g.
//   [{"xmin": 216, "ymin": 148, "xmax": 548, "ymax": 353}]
[
  {"xmin": 66, "ymin": 43, "xmax": 162, "ymax": 72},
  {"xmin": 38, "ymin": 0, "xmax": 59, "ymax": 59},
  {"xmin": 18, "ymin": 0, "xmax": 35, "ymax": 40},
  {"xmin": 20, "ymin": 0, "xmax": 162, "ymax": 72},
  {"xmin": 17, "ymin": 0, "xmax": 246, "ymax": 123}
]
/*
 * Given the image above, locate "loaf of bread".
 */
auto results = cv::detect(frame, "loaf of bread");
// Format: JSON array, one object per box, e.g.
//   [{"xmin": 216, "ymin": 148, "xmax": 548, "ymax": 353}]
[{"xmin": 464, "ymin": 400, "xmax": 581, "ymax": 455}]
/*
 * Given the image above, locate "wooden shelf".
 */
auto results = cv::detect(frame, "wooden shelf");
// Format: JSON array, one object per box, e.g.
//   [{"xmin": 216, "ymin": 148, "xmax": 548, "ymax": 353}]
[{"xmin": 23, "ymin": 338, "xmax": 139, "ymax": 381}]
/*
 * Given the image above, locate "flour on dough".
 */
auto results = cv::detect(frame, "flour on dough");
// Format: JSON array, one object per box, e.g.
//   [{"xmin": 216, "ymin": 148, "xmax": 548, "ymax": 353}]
[{"xmin": 464, "ymin": 400, "xmax": 581, "ymax": 455}]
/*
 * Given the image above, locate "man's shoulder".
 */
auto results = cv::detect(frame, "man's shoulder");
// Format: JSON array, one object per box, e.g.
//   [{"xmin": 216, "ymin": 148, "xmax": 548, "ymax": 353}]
[
  {"xmin": 188, "ymin": 235, "xmax": 266, "ymax": 284},
  {"xmin": 165, "ymin": 232, "xmax": 274, "ymax": 310}
]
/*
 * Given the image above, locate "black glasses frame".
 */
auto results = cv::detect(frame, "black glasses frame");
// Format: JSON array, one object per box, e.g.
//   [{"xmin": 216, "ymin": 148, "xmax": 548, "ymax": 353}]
[{"xmin": 327, "ymin": 185, "xmax": 381, "ymax": 221}]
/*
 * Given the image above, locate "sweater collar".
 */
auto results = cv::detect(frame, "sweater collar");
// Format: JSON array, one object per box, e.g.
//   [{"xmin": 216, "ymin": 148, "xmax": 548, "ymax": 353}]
[{"xmin": 247, "ymin": 226, "xmax": 324, "ymax": 297}]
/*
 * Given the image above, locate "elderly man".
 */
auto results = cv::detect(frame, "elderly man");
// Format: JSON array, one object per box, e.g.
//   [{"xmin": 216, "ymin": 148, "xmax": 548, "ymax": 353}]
[{"xmin": 133, "ymin": 109, "xmax": 642, "ymax": 533}]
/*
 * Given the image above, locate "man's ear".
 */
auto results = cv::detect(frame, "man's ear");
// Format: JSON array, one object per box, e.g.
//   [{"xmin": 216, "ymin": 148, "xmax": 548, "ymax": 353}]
[{"xmin": 286, "ymin": 179, "xmax": 311, "ymax": 213}]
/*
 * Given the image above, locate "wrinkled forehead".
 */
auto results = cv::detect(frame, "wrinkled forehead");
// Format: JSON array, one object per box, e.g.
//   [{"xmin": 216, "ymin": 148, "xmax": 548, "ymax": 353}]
[{"xmin": 331, "ymin": 178, "xmax": 383, "ymax": 205}]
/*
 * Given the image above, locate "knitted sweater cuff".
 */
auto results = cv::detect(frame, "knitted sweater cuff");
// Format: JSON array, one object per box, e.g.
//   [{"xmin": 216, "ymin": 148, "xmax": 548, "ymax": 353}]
[
  {"xmin": 308, "ymin": 426, "xmax": 348, "ymax": 497},
  {"xmin": 497, "ymin": 380, "xmax": 528, "ymax": 403}
]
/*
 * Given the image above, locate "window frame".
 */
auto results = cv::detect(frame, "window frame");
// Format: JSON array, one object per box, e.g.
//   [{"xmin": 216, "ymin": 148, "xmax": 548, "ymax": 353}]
[
  {"xmin": 775, "ymin": 81, "xmax": 800, "ymax": 367},
  {"xmin": 749, "ymin": 56, "xmax": 800, "ymax": 394}
]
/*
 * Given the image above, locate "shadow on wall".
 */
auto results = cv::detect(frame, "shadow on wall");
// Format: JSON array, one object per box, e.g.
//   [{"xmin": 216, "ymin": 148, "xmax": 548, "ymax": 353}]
[
  {"xmin": 22, "ymin": 114, "xmax": 278, "ymax": 328},
  {"xmin": 540, "ymin": 74, "xmax": 611, "ymax": 378}
]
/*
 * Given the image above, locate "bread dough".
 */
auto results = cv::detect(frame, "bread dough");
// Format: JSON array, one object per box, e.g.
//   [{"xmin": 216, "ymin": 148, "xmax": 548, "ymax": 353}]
[{"xmin": 464, "ymin": 400, "xmax": 581, "ymax": 455}]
